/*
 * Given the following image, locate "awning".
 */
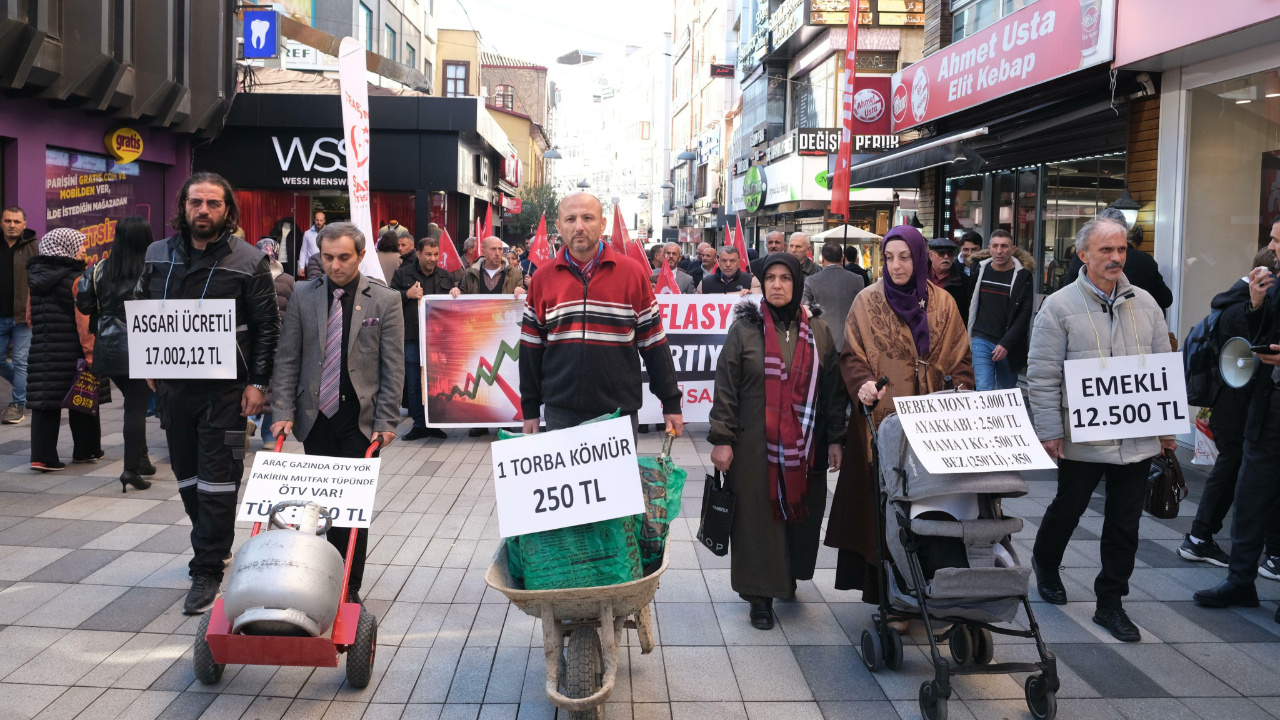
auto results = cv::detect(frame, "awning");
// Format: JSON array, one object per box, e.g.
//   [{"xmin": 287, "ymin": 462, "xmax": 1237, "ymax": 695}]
[{"xmin": 848, "ymin": 127, "xmax": 989, "ymax": 187}]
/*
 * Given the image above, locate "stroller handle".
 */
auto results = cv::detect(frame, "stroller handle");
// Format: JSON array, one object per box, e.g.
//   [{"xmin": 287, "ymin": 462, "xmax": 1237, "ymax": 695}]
[{"xmin": 861, "ymin": 376, "xmax": 890, "ymax": 442}]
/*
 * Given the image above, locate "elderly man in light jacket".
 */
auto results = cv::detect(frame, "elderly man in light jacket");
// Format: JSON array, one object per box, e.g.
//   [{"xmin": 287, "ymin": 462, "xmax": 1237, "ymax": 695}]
[{"xmin": 1027, "ymin": 216, "xmax": 1175, "ymax": 643}]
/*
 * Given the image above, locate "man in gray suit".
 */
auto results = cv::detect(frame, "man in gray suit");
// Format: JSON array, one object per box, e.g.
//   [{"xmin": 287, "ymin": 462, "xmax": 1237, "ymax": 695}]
[
  {"xmin": 802, "ymin": 241, "xmax": 864, "ymax": 350},
  {"xmin": 651, "ymin": 242, "xmax": 697, "ymax": 294},
  {"xmin": 271, "ymin": 222, "xmax": 405, "ymax": 603}
]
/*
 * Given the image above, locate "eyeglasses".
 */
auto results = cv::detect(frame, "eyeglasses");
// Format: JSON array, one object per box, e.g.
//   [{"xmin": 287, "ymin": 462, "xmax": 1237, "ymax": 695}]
[{"xmin": 186, "ymin": 198, "xmax": 224, "ymax": 210}]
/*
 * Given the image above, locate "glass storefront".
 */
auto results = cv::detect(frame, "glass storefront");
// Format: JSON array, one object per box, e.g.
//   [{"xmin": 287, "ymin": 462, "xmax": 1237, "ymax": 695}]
[
  {"xmin": 944, "ymin": 151, "xmax": 1125, "ymax": 296},
  {"xmin": 1178, "ymin": 67, "xmax": 1280, "ymax": 338}
]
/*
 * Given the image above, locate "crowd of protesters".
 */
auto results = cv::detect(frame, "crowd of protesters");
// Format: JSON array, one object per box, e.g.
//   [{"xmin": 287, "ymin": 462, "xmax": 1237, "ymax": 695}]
[{"xmin": 6, "ymin": 171, "xmax": 1280, "ymax": 638}]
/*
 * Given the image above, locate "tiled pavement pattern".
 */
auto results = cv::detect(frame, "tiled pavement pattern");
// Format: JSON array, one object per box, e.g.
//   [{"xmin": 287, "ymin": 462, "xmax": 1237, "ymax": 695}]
[{"xmin": 2, "ymin": 388, "xmax": 1280, "ymax": 720}]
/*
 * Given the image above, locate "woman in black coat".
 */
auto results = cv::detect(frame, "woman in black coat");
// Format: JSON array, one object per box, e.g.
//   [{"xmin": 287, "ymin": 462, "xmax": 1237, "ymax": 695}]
[
  {"xmin": 28, "ymin": 228, "xmax": 101, "ymax": 472},
  {"xmin": 77, "ymin": 216, "xmax": 156, "ymax": 490}
]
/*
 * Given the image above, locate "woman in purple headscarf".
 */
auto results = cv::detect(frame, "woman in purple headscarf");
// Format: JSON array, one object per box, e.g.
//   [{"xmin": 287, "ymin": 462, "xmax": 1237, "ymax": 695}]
[{"xmin": 823, "ymin": 224, "xmax": 974, "ymax": 605}]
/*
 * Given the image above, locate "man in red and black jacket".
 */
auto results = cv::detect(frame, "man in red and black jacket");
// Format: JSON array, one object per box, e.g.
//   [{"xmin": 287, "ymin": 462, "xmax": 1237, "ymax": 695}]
[{"xmin": 520, "ymin": 193, "xmax": 684, "ymax": 436}]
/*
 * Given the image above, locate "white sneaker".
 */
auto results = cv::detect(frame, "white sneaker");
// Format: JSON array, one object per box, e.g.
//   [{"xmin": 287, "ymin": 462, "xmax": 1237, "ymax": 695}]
[{"xmin": 1260, "ymin": 556, "xmax": 1280, "ymax": 581}]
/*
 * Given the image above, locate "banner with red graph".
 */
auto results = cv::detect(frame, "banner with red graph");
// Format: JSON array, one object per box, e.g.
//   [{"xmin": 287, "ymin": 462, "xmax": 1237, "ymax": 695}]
[{"xmin": 420, "ymin": 296, "xmax": 525, "ymax": 427}]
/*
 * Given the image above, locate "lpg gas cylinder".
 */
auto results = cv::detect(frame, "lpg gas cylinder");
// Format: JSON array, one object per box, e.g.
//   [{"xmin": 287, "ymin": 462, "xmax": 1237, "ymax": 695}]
[{"xmin": 223, "ymin": 501, "xmax": 346, "ymax": 636}]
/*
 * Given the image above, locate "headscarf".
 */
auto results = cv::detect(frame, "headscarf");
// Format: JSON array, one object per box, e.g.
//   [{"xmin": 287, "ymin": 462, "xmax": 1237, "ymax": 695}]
[
  {"xmin": 38, "ymin": 227, "xmax": 86, "ymax": 259},
  {"xmin": 881, "ymin": 225, "xmax": 930, "ymax": 358},
  {"xmin": 256, "ymin": 237, "xmax": 279, "ymax": 260},
  {"xmin": 761, "ymin": 252, "xmax": 804, "ymax": 326}
]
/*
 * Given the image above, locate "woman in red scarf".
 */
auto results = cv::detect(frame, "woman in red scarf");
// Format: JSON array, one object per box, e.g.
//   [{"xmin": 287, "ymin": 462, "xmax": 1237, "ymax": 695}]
[{"xmin": 708, "ymin": 253, "xmax": 848, "ymax": 630}]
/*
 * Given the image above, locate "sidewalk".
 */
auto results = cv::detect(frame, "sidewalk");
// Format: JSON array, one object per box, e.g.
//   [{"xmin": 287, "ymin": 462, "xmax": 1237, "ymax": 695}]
[{"xmin": 1, "ymin": 396, "xmax": 1278, "ymax": 720}]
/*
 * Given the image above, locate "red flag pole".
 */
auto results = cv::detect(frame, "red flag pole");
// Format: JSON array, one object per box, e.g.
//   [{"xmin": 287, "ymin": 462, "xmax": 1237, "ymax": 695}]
[{"xmin": 831, "ymin": 12, "xmax": 861, "ymax": 260}]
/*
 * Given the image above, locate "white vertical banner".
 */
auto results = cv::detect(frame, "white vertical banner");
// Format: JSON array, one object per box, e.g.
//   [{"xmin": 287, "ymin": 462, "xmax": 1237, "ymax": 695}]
[{"xmin": 337, "ymin": 36, "xmax": 386, "ymax": 283}]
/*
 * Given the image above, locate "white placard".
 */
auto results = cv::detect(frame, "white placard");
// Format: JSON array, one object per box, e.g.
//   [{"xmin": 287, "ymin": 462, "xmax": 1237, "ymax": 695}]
[
  {"xmin": 893, "ymin": 389, "xmax": 1057, "ymax": 474},
  {"xmin": 1064, "ymin": 352, "xmax": 1190, "ymax": 443},
  {"xmin": 237, "ymin": 452, "xmax": 381, "ymax": 528},
  {"xmin": 125, "ymin": 299, "xmax": 237, "ymax": 379},
  {"xmin": 491, "ymin": 415, "xmax": 645, "ymax": 538}
]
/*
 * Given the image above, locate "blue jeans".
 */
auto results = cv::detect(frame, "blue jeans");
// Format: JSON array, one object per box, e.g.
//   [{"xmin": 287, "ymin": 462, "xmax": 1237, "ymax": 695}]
[
  {"xmin": 405, "ymin": 341, "xmax": 425, "ymax": 428},
  {"xmin": 0, "ymin": 319, "xmax": 31, "ymax": 406},
  {"xmin": 971, "ymin": 336, "xmax": 1017, "ymax": 391}
]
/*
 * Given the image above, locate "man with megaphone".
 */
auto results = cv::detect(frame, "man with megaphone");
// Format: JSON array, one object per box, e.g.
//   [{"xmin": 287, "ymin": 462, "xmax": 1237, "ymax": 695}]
[
  {"xmin": 1179, "ymin": 248, "xmax": 1280, "ymax": 571},
  {"xmin": 1194, "ymin": 220, "xmax": 1280, "ymax": 619}
]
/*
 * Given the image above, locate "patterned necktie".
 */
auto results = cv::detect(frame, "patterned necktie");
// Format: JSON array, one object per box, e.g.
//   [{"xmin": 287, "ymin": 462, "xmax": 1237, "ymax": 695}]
[{"xmin": 318, "ymin": 287, "xmax": 344, "ymax": 418}]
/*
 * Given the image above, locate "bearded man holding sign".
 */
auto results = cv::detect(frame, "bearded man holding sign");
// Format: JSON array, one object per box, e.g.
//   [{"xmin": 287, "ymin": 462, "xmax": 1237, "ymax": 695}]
[{"xmin": 1026, "ymin": 216, "xmax": 1175, "ymax": 643}]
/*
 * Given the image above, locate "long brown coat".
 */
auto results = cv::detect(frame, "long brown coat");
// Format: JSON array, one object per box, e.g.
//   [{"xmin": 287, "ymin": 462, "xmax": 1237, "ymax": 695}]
[
  {"xmin": 823, "ymin": 281, "xmax": 974, "ymax": 600},
  {"xmin": 709, "ymin": 303, "xmax": 848, "ymax": 600}
]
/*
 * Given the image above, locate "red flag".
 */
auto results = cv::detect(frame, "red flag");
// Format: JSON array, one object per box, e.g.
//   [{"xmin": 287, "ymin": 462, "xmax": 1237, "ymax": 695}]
[
  {"xmin": 655, "ymin": 260, "xmax": 681, "ymax": 295},
  {"xmin": 732, "ymin": 216, "xmax": 748, "ymax": 260},
  {"xmin": 626, "ymin": 237, "xmax": 650, "ymax": 269},
  {"xmin": 482, "ymin": 204, "xmax": 494, "ymax": 240},
  {"xmin": 528, "ymin": 213, "xmax": 552, "ymax": 266},
  {"xmin": 829, "ymin": 14, "xmax": 861, "ymax": 221},
  {"xmin": 438, "ymin": 227, "xmax": 463, "ymax": 273},
  {"xmin": 610, "ymin": 204, "xmax": 630, "ymax": 255}
]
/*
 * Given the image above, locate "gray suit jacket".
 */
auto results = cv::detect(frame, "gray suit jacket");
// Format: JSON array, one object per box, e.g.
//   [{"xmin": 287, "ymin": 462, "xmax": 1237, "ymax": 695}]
[
  {"xmin": 802, "ymin": 264, "xmax": 865, "ymax": 351},
  {"xmin": 272, "ymin": 273, "xmax": 406, "ymax": 442},
  {"xmin": 650, "ymin": 266, "xmax": 697, "ymax": 294}
]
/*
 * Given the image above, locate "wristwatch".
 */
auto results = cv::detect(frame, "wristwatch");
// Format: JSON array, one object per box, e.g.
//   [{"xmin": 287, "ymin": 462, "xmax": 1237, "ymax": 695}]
[{"xmin": 250, "ymin": 383, "xmax": 269, "ymax": 395}]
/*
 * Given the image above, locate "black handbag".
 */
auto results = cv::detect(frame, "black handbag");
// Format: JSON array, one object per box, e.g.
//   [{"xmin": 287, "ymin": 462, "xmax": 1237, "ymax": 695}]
[
  {"xmin": 696, "ymin": 470, "xmax": 735, "ymax": 556},
  {"xmin": 1145, "ymin": 448, "xmax": 1188, "ymax": 519}
]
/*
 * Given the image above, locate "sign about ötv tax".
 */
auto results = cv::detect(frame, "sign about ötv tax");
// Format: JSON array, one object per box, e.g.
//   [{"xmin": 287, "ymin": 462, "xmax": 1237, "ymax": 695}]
[
  {"xmin": 237, "ymin": 452, "xmax": 380, "ymax": 529},
  {"xmin": 492, "ymin": 416, "xmax": 645, "ymax": 537},
  {"xmin": 125, "ymin": 299, "xmax": 237, "ymax": 379},
  {"xmin": 638, "ymin": 294, "xmax": 741, "ymax": 424},
  {"xmin": 1064, "ymin": 352, "xmax": 1189, "ymax": 443},
  {"xmin": 894, "ymin": 389, "xmax": 1056, "ymax": 474}
]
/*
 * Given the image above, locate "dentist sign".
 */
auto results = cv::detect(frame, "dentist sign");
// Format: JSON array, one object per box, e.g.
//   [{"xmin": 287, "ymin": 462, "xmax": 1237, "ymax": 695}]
[{"xmin": 243, "ymin": 10, "xmax": 279, "ymax": 60}]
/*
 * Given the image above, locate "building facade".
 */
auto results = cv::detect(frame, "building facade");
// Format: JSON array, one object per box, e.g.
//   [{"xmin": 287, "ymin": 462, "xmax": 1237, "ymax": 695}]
[
  {"xmin": 435, "ymin": 29, "xmax": 483, "ymax": 99},
  {"xmin": 0, "ymin": 1, "xmax": 236, "ymax": 262},
  {"xmin": 482, "ymin": 53, "xmax": 553, "ymax": 188}
]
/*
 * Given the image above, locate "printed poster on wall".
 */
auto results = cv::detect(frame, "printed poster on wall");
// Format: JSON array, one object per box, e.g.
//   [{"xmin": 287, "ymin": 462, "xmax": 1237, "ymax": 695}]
[
  {"xmin": 45, "ymin": 149, "xmax": 161, "ymax": 265},
  {"xmin": 419, "ymin": 295, "xmax": 746, "ymax": 428}
]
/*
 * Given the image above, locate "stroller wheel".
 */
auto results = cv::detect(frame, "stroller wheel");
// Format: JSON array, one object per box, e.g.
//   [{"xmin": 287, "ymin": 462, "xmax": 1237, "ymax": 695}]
[
  {"xmin": 947, "ymin": 624, "xmax": 973, "ymax": 666},
  {"xmin": 919, "ymin": 680, "xmax": 949, "ymax": 720},
  {"xmin": 1025, "ymin": 674, "xmax": 1058, "ymax": 720},
  {"xmin": 972, "ymin": 625, "xmax": 994, "ymax": 665},
  {"xmin": 860, "ymin": 628, "xmax": 885, "ymax": 672},
  {"xmin": 883, "ymin": 625, "xmax": 904, "ymax": 671}
]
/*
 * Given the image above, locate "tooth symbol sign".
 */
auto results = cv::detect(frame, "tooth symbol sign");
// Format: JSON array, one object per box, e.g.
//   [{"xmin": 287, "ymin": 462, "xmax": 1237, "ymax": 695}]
[{"xmin": 250, "ymin": 19, "xmax": 270, "ymax": 49}]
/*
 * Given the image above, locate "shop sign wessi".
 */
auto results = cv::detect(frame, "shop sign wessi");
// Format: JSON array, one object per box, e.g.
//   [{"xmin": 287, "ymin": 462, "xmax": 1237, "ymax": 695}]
[
  {"xmin": 105, "ymin": 128, "xmax": 143, "ymax": 164},
  {"xmin": 743, "ymin": 166, "xmax": 767, "ymax": 212}
]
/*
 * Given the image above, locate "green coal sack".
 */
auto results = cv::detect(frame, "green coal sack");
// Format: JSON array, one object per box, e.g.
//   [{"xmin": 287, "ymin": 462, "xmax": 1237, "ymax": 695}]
[
  {"xmin": 516, "ymin": 515, "xmax": 642, "ymax": 590},
  {"xmin": 637, "ymin": 454, "xmax": 687, "ymax": 572}
]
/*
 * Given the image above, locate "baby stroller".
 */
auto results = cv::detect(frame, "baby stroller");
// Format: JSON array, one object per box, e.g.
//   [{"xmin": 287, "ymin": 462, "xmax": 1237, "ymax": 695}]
[{"xmin": 859, "ymin": 386, "xmax": 1059, "ymax": 720}]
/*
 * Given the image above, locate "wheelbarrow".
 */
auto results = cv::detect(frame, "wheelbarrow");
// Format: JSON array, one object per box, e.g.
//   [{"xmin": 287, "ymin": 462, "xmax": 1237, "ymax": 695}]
[
  {"xmin": 192, "ymin": 436, "xmax": 380, "ymax": 688},
  {"xmin": 486, "ymin": 544, "xmax": 668, "ymax": 720}
]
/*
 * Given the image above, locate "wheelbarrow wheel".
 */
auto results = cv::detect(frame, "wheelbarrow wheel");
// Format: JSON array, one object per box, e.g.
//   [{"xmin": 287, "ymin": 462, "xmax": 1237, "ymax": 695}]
[
  {"xmin": 193, "ymin": 611, "xmax": 224, "ymax": 685},
  {"xmin": 564, "ymin": 628, "xmax": 604, "ymax": 720},
  {"xmin": 346, "ymin": 608, "xmax": 378, "ymax": 688}
]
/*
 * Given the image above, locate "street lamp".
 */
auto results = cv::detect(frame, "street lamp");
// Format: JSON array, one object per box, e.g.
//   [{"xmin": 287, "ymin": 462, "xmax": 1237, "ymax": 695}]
[
  {"xmin": 1108, "ymin": 187, "xmax": 1141, "ymax": 227},
  {"xmin": 543, "ymin": 146, "xmax": 563, "ymax": 159},
  {"xmin": 676, "ymin": 149, "xmax": 697, "ymax": 162},
  {"xmin": 659, "ymin": 182, "xmax": 674, "ymax": 190},
  {"xmin": 577, "ymin": 179, "xmax": 591, "ymax": 189}
]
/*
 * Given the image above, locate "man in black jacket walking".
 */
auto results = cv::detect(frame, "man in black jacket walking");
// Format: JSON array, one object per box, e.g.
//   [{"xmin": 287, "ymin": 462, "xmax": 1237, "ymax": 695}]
[
  {"xmin": 391, "ymin": 236, "xmax": 455, "ymax": 440},
  {"xmin": 137, "ymin": 172, "xmax": 280, "ymax": 615},
  {"xmin": 699, "ymin": 246, "xmax": 760, "ymax": 294},
  {"xmin": 965, "ymin": 230, "xmax": 1033, "ymax": 390}
]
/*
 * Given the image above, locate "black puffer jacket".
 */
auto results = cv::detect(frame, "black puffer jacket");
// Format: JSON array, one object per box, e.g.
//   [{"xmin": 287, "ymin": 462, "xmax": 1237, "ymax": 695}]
[
  {"xmin": 136, "ymin": 230, "xmax": 280, "ymax": 388},
  {"xmin": 27, "ymin": 255, "xmax": 88, "ymax": 410},
  {"xmin": 75, "ymin": 258, "xmax": 139, "ymax": 378}
]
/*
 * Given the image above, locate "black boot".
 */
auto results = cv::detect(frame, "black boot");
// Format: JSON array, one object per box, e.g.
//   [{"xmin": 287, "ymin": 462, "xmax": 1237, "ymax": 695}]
[
  {"xmin": 749, "ymin": 600, "xmax": 774, "ymax": 630},
  {"xmin": 120, "ymin": 471, "xmax": 152, "ymax": 493},
  {"xmin": 137, "ymin": 456, "xmax": 157, "ymax": 476},
  {"xmin": 1194, "ymin": 580, "xmax": 1260, "ymax": 608}
]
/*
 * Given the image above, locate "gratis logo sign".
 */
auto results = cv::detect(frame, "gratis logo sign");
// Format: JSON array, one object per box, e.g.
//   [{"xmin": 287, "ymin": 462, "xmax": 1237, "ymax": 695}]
[{"xmin": 243, "ymin": 10, "xmax": 278, "ymax": 59}]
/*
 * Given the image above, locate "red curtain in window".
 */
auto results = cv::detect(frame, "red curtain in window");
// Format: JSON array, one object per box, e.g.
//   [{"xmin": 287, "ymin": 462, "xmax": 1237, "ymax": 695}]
[
  {"xmin": 370, "ymin": 192, "xmax": 416, "ymax": 238},
  {"xmin": 237, "ymin": 189, "xmax": 297, "ymax": 242}
]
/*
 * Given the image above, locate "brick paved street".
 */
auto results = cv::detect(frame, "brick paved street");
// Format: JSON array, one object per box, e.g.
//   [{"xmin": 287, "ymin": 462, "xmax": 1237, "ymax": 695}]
[{"xmin": 2, "ymin": 394, "xmax": 1280, "ymax": 720}]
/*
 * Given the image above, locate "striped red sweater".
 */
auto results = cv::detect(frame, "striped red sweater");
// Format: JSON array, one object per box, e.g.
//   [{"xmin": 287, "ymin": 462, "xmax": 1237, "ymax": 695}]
[{"xmin": 520, "ymin": 242, "xmax": 681, "ymax": 418}]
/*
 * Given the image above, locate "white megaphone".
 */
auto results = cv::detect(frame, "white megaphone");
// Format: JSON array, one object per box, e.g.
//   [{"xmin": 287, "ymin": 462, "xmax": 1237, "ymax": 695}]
[{"xmin": 1221, "ymin": 337, "xmax": 1257, "ymax": 389}]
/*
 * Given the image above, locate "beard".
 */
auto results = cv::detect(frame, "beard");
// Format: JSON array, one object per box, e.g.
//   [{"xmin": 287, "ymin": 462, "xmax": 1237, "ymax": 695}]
[{"xmin": 188, "ymin": 214, "xmax": 226, "ymax": 242}]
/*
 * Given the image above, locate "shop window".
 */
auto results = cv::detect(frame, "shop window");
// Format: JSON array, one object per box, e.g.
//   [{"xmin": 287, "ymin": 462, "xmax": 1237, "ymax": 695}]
[
  {"xmin": 946, "ymin": 175, "xmax": 985, "ymax": 240},
  {"xmin": 1178, "ymin": 68, "xmax": 1280, "ymax": 338},
  {"xmin": 445, "ymin": 61, "xmax": 469, "ymax": 97},
  {"xmin": 790, "ymin": 56, "xmax": 837, "ymax": 130},
  {"xmin": 952, "ymin": 0, "xmax": 1042, "ymax": 42},
  {"xmin": 994, "ymin": 168, "xmax": 1038, "ymax": 254},
  {"xmin": 406, "ymin": 43, "xmax": 415, "ymax": 70},
  {"xmin": 358, "ymin": 4, "xmax": 373, "ymax": 51},
  {"xmin": 1040, "ymin": 154, "xmax": 1125, "ymax": 294},
  {"xmin": 495, "ymin": 85, "xmax": 515, "ymax": 110}
]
